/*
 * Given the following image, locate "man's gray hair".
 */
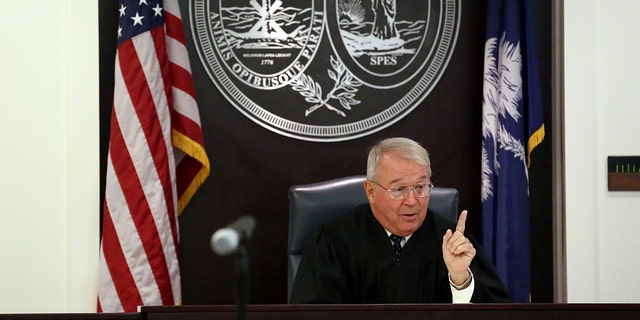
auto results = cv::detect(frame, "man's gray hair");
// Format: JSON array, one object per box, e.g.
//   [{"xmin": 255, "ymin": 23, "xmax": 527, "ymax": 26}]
[{"xmin": 366, "ymin": 137, "xmax": 432, "ymax": 181}]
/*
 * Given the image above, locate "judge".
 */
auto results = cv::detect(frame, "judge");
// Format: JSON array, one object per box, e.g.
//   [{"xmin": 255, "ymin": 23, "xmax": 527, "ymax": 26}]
[{"xmin": 290, "ymin": 137, "xmax": 511, "ymax": 303}]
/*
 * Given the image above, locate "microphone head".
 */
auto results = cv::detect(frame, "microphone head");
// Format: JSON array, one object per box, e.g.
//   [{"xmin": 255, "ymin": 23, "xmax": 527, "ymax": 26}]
[
  {"xmin": 229, "ymin": 216, "xmax": 256, "ymax": 239},
  {"xmin": 210, "ymin": 228, "xmax": 239, "ymax": 256}
]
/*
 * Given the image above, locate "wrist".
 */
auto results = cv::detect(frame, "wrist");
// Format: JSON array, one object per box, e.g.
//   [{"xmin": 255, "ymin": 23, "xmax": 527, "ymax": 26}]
[{"xmin": 449, "ymin": 268, "xmax": 472, "ymax": 290}]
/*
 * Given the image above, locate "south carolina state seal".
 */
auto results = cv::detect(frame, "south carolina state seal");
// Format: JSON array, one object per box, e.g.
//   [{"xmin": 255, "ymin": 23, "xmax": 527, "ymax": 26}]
[{"xmin": 190, "ymin": 0, "xmax": 460, "ymax": 141}]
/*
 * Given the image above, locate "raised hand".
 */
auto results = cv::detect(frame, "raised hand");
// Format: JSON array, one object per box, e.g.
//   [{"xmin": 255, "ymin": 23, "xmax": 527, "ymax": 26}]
[{"xmin": 441, "ymin": 210, "xmax": 476, "ymax": 285}]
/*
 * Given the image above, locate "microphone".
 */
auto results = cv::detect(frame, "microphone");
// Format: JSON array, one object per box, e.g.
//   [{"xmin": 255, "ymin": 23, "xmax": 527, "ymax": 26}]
[{"xmin": 210, "ymin": 216, "xmax": 256, "ymax": 256}]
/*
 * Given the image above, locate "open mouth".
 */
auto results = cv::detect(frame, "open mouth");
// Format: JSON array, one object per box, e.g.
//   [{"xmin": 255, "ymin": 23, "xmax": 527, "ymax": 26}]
[{"xmin": 399, "ymin": 212, "xmax": 418, "ymax": 219}]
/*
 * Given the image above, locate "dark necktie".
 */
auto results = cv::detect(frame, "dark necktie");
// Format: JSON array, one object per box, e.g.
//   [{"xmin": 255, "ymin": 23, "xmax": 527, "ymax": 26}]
[{"xmin": 389, "ymin": 234, "xmax": 403, "ymax": 261}]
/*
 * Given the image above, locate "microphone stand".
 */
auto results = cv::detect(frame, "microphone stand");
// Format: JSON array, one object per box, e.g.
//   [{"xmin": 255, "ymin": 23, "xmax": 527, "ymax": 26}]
[
  {"xmin": 234, "ymin": 242, "xmax": 250, "ymax": 320},
  {"xmin": 210, "ymin": 216, "xmax": 255, "ymax": 320}
]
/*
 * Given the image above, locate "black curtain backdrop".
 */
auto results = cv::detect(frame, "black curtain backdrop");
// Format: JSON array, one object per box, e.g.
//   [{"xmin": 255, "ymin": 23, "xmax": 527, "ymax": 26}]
[{"xmin": 99, "ymin": 1, "xmax": 553, "ymax": 304}]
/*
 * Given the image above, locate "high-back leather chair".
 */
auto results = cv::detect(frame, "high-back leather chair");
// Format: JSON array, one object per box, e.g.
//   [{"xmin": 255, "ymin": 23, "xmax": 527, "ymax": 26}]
[{"xmin": 287, "ymin": 175, "xmax": 459, "ymax": 302}]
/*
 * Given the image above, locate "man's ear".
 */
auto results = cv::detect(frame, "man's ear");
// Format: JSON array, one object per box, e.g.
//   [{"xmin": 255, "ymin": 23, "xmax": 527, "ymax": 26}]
[{"xmin": 363, "ymin": 180, "xmax": 376, "ymax": 203}]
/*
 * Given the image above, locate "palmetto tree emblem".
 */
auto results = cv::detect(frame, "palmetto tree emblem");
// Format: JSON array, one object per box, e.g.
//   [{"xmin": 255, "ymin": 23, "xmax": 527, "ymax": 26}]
[{"xmin": 481, "ymin": 33, "xmax": 528, "ymax": 201}]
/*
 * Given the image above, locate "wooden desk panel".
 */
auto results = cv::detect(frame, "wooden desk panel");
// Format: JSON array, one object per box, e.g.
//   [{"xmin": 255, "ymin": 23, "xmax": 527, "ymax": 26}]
[
  {"xmin": 0, "ymin": 313, "xmax": 141, "ymax": 320},
  {"xmin": 1, "ymin": 304, "xmax": 637, "ymax": 320},
  {"xmin": 142, "ymin": 304, "xmax": 640, "ymax": 320}
]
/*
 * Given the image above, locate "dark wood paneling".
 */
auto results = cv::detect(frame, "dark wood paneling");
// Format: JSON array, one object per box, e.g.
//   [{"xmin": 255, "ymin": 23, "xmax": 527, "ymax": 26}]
[{"xmin": 98, "ymin": 0, "xmax": 554, "ymax": 304}]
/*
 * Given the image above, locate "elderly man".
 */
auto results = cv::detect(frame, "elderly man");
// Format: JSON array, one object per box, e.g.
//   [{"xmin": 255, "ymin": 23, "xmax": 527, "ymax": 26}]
[{"xmin": 290, "ymin": 137, "xmax": 510, "ymax": 303}]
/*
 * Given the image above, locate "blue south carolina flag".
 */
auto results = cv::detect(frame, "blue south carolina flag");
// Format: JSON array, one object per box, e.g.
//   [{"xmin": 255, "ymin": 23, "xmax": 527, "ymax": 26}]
[{"xmin": 481, "ymin": 0, "xmax": 545, "ymax": 303}]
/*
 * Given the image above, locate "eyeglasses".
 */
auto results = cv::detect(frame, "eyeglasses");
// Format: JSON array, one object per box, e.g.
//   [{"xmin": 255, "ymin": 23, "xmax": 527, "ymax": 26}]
[{"xmin": 370, "ymin": 181, "xmax": 434, "ymax": 199}]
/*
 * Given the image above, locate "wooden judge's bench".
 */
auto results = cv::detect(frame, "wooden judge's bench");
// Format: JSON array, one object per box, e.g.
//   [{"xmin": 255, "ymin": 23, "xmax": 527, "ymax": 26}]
[{"xmin": 2, "ymin": 304, "xmax": 639, "ymax": 320}]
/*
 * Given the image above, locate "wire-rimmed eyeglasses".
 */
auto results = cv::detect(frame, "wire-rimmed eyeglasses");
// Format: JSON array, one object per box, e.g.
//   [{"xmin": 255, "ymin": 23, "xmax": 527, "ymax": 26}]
[{"xmin": 370, "ymin": 181, "xmax": 434, "ymax": 199}]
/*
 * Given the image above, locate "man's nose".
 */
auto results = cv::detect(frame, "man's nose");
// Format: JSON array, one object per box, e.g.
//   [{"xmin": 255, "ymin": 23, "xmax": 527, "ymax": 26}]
[{"xmin": 403, "ymin": 189, "xmax": 419, "ymax": 205}]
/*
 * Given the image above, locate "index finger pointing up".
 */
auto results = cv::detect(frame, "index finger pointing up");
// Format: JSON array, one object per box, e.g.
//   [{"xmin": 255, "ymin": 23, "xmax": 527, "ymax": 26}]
[{"xmin": 456, "ymin": 210, "xmax": 468, "ymax": 234}]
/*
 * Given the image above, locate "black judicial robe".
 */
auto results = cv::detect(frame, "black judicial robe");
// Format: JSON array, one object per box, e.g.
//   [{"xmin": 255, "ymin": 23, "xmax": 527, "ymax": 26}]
[{"xmin": 290, "ymin": 204, "xmax": 511, "ymax": 303}]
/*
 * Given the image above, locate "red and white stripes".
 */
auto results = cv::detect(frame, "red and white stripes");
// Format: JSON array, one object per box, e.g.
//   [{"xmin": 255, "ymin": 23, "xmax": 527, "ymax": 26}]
[{"xmin": 98, "ymin": 0, "xmax": 209, "ymax": 312}]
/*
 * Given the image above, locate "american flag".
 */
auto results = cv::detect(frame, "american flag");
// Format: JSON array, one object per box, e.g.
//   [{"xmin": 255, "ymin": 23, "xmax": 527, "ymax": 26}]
[{"xmin": 98, "ymin": 0, "xmax": 210, "ymax": 312}]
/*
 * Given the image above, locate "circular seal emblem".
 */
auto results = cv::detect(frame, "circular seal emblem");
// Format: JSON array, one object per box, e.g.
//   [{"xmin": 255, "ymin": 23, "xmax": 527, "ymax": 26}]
[{"xmin": 190, "ymin": 0, "xmax": 460, "ymax": 142}]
